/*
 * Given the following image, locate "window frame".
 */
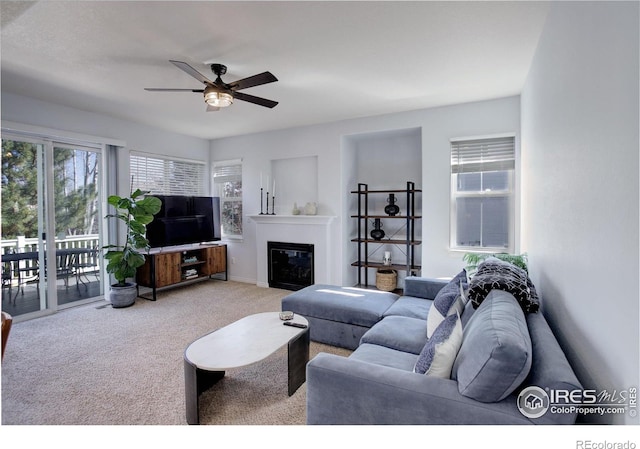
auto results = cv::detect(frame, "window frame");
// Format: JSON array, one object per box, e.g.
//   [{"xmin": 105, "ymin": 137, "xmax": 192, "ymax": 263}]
[
  {"xmin": 212, "ymin": 159, "xmax": 243, "ymax": 240},
  {"xmin": 449, "ymin": 135, "xmax": 516, "ymax": 253}
]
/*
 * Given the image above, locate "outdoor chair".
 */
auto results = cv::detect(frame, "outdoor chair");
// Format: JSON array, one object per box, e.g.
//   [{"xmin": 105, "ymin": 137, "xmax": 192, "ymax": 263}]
[{"xmin": 73, "ymin": 246, "xmax": 100, "ymax": 287}]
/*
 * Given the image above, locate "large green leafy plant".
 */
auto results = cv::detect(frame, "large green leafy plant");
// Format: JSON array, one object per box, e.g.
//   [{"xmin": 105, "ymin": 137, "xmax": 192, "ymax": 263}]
[{"xmin": 103, "ymin": 189, "xmax": 162, "ymax": 286}]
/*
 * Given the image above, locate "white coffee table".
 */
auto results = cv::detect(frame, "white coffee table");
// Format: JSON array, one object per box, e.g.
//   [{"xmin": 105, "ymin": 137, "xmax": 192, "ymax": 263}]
[{"xmin": 183, "ymin": 312, "xmax": 310, "ymax": 425}]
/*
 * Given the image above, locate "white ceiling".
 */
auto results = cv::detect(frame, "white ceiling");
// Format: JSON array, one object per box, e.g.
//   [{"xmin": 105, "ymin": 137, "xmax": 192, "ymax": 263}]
[{"xmin": 1, "ymin": 1, "xmax": 550, "ymax": 140}]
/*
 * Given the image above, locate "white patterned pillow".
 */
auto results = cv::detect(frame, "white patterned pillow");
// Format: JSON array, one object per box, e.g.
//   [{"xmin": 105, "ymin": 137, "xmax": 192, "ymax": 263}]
[{"xmin": 414, "ymin": 313, "xmax": 463, "ymax": 377}]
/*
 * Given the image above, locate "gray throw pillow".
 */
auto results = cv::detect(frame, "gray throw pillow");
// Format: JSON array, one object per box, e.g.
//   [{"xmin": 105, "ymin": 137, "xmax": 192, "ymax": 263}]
[
  {"xmin": 426, "ymin": 269, "xmax": 467, "ymax": 338},
  {"xmin": 452, "ymin": 289, "xmax": 532, "ymax": 402}
]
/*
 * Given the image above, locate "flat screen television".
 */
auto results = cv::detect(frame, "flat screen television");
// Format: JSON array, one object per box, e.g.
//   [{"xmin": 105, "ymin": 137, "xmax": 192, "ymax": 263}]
[{"xmin": 146, "ymin": 195, "xmax": 221, "ymax": 248}]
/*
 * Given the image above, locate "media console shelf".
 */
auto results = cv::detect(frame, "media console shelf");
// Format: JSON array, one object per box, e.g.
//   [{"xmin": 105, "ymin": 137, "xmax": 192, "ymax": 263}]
[{"xmin": 136, "ymin": 243, "xmax": 227, "ymax": 301}]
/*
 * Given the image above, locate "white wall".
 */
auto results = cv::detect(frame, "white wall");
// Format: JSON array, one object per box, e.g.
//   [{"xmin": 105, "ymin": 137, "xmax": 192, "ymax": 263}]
[
  {"xmin": 211, "ymin": 96, "xmax": 520, "ymax": 285},
  {"xmin": 521, "ymin": 1, "xmax": 639, "ymax": 424},
  {"xmin": 1, "ymin": 92, "xmax": 211, "ymax": 196}
]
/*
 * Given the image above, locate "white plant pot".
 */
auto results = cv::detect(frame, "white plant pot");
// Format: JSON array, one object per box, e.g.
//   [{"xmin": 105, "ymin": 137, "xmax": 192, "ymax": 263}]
[{"xmin": 109, "ymin": 282, "xmax": 137, "ymax": 308}]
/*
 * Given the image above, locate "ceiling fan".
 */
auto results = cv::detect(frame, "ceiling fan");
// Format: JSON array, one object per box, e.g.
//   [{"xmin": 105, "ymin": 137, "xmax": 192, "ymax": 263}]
[{"xmin": 145, "ymin": 60, "xmax": 278, "ymax": 111}]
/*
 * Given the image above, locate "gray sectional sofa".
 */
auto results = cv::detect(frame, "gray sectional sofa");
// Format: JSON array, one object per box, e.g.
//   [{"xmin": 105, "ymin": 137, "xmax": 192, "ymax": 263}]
[{"xmin": 282, "ymin": 259, "xmax": 583, "ymax": 425}]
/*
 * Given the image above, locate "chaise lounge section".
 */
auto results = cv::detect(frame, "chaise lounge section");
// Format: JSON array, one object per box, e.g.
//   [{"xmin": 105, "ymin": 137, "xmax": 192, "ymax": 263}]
[
  {"xmin": 282, "ymin": 258, "xmax": 583, "ymax": 425},
  {"xmin": 281, "ymin": 284, "xmax": 399, "ymax": 350}
]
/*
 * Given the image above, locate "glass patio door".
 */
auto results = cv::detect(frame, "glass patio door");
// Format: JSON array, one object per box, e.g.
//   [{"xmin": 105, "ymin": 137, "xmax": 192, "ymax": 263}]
[
  {"xmin": 1, "ymin": 138, "xmax": 48, "ymax": 317},
  {"xmin": 52, "ymin": 143, "xmax": 104, "ymax": 309},
  {"xmin": 1, "ymin": 137, "xmax": 105, "ymax": 318}
]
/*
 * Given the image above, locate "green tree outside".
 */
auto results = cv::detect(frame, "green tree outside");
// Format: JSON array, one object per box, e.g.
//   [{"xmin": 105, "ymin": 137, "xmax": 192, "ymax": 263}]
[{"xmin": 2, "ymin": 139, "xmax": 99, "ymax": 241}]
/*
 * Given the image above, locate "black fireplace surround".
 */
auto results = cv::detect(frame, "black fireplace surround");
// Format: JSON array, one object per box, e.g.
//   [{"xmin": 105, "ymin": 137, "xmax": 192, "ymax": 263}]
[{"xmin": 268, "ymin": 241, "xmax": 314, "ymax": 291}]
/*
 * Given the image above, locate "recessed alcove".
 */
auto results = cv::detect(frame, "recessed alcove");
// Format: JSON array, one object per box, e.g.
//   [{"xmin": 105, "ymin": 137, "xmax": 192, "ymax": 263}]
[
  {"xmin": 271, "ymin": 156, "xmax": 318, "ymax": 215},
  {"xmin": 341, "ymin": 127, "xmax": 423, "ymax": 287}
]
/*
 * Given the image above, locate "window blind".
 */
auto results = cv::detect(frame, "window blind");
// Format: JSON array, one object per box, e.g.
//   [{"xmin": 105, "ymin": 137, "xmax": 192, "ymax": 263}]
[
  {"xmin": 213, "ymin": 159, "xmax": 242, "ymax": 183},
  {"xmin": 451, "ymin": 136, "xmax": 515, "ymax": 174},
  {"xmin": 130, "ymin": 152, "xmax": 205, "ymax": 195}
]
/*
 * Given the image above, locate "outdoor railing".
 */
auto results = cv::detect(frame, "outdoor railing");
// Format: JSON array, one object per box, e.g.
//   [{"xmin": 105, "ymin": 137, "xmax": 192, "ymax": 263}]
[
  {"xmin": 1, "ymin": 235, "xmax": 100, "ymax": 255},
  {"xmin": 1, "ymin": 235, "xmax": 101, "ymax": 287}
]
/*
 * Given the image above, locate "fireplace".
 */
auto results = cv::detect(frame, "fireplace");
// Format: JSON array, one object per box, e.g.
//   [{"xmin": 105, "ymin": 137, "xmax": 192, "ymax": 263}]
[{"xmin": 268, "ymin": 241, "xmax": 314, "ymax": 291}]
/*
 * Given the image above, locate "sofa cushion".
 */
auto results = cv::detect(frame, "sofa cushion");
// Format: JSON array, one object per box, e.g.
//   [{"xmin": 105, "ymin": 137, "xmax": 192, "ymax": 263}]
[
  {"xmin": 468, "ymin": 258, "xmax": 539, "ymax": 313},
  {"xmin": 360, "ymin": 315, "xmax": 428, "ymax": 354},
  {"xmin": 349, "ymin": 343, "xmax": 418, "ymax": 372},
  {"xmin": 426, "ymin": 270, "xmax": 467, "ymax": 338},
  {"xmin": 452, "ymin": 289, "xmax": 532, "ymax": 402},
  {"xmin": 403, "ymin": 276, "xmax": 449, "ymax": 299},
  {"xmin": 414, "ymin": 312, "xmax": 463, "ymax": 378},
  {"xmin": 281, "ymin": 284, "xmax": 399, "ymax": 328},
  {"xmin": 383, "ymin": 295, "xmax": 433, "ymax": 320}
]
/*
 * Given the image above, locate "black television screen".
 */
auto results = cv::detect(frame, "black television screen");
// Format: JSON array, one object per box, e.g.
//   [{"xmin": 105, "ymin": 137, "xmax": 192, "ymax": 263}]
[{"xmin": 146, "ymin": 195, "xmax": 221, "ymax": 248}]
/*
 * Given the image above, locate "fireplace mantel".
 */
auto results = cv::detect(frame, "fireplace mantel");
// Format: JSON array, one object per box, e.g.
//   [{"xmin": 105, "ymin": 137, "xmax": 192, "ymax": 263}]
[
  {"xmin": 249, "ymin": 215, "xmax": 335, "ymax": 225},
  {"xmin": 249, "ymin": 214, "xmax": 336, "ymax": 288}
]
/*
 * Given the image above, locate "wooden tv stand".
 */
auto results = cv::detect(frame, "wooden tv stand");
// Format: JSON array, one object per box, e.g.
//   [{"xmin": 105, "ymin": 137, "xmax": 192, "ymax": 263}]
[{"xmin": 136, "ymin": 243, "xmax": 227, "ymax": 301}]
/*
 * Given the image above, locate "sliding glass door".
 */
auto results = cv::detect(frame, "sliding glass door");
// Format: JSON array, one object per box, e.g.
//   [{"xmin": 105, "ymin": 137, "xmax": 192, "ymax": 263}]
[
  {"xmin": 52, "ymin": 143, "xmax": 104, "ymax": 309},
  {"xmin": 1, "ymin": 138, "xmax": 48, "ymax": 317},
  {"xmin": 1, "ymin": 136, "xmax": 105, "ymax": 318}
]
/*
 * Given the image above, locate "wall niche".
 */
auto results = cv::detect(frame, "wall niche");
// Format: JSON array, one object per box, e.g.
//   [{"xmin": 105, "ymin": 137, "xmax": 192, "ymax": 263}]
[
  {"xmin": 342, "ymin": 127, "xmax": 422, "ymax": 288},
  {"xmin": 271, "ymin": 155, "xmax": 318, "ymax": 215}
]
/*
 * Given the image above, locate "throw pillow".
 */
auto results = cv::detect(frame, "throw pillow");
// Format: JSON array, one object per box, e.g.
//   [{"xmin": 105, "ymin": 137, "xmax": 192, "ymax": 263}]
[
  {"xmin": 414, "ymin": 312, "xmax": 463, "ymax": 377},
  {"xmin": 426, "ymin": 269, "xmax": 467, "ymax": 338},
  {"xmin": 459, "ymin": 279, "xmax": 468, "ymax": 305},
  {"xmin": 452, "ymin": 289, "xmax": 533, "ymax": 402},
  {"xmin": 467, "ymin": 257, "xmax": 539, "ymax": 313}
]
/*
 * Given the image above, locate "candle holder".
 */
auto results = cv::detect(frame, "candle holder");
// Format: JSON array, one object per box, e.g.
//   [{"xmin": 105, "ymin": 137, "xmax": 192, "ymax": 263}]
[
  {"xmin": 271, "ymin": 196, "xmax": 276, "ymax": 215},
  {"xmin": 259, "ymin": 188, "xmax": 265, "ymax": 214}
]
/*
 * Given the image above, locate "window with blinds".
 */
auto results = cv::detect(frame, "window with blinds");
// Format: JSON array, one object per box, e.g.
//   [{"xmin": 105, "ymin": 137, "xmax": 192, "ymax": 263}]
[
  {"xmin": 213, "ymin": 159, "xmax": 243, "ymax": 239},
  {"xmin": 130, "ymin": 152, "xmax": 206, "ymax": 195},
  {"xmin": 450, "ymin": 136, "xmax": 516, "ymax": 251}
]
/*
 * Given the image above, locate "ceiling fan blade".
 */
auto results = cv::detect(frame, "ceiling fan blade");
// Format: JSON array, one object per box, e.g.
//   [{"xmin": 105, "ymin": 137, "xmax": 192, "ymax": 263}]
[
  {"xmin": 234, "ymin": 91, "xmax": 278, "ymax": 108},
  {"xmin": 169, "ymin": 60, "xmax": 213, "ymax": 85},
  {"xmin": 144, "ymin": 88, "xmax": 204, "ymax": 92},
  {"xmin": 206, "ymin": 105, "xmax": 220, "ymax": 112},
  {"xmin": 231, "ymin": 71, "xmax": 278, "ymax": 90}
]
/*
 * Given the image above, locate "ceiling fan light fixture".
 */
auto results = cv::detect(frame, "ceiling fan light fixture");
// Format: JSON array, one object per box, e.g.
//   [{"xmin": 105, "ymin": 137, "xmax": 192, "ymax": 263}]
[
  {"xmin": 147, "ymin": 61, "xmax": 277, "ymax": 110},
  {"xmin": 204, "ymin": 89, "xmax": 233, "ymax": 108}
]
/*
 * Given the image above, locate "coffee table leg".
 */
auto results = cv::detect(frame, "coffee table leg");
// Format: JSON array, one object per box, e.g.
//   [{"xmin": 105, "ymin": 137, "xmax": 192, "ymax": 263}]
[
  {"xmin": 287, "ymin": 327, "xmax": 310, "ymax": 396},
  {"xmin": 184, "ymin": 358, "xmax": 225, "ymax": 425}
]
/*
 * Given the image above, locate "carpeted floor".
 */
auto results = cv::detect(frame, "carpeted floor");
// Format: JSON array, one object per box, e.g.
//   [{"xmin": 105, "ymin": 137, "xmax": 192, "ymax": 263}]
[{"xmin": 1, "ymin": 280, "xmax": 351, "ymax": 425}]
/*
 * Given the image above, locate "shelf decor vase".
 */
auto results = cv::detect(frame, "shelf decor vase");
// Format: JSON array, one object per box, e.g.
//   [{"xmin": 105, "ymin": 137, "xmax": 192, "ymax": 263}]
[
  {"xmin": 385, "ymin": 194, "xmax": 400, "ymax": 216},
  {"xmin": 304, "ymin": 202, "xmax": 317, "ymax": 215},
  {"xmin": 370, "ymin": 218, "xmax": 385, "ymax": 240}
]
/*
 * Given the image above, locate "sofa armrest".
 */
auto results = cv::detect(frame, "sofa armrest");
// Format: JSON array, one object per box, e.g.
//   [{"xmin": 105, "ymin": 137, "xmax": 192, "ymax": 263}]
[
  {"xmin": 403, "ymin": 276, "xmax": 449, "ymax": 300},
  {"xmin": 306, "ymin": 353, "xmax": 532, "ymax": 425}
]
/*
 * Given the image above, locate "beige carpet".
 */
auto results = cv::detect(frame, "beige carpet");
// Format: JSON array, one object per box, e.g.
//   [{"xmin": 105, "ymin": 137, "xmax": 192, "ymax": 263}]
[{"xmin": 1, "ymin": 280, "xmax": 351, "ymax": 425}]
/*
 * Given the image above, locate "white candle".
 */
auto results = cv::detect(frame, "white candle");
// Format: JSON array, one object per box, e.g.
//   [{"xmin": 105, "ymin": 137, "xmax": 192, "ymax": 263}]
[
  {"xmin": 273, "ymin": 179, "xmax": 276, "ymax": 197},
  {"xmin": 260, "ymin": 172, "xmax": 263, "ymax": 189}
]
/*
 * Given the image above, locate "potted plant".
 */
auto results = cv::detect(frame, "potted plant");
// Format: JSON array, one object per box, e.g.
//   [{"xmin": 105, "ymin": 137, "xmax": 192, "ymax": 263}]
[{"xmin": 103, "ymin": 188, "xmax": 161, "ymax": 308}]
